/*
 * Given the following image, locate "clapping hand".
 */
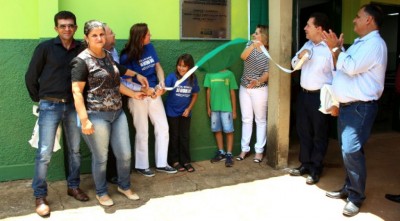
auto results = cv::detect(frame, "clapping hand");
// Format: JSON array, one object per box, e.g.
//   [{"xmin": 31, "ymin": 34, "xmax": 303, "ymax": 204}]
[{"xmin": 322, "ymin": 29, "xmax": 344, "ymax": 50}]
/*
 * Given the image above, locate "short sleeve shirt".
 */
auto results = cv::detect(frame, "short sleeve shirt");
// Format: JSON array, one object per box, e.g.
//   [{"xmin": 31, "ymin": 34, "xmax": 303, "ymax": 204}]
[
  {"xmin": 71, "ymin": 49, "xmax": 127, "ymax": 112},
  {"xmin": 120, "ymin": 43, "xmax": 160, "ymax": 87},
  {"xmin": 165, "ymin": 73, "xmax": 200, "ymax": 117},
  {"xmin": 204, "ymin": 70, "xmax": 238, "ymax": 112}
]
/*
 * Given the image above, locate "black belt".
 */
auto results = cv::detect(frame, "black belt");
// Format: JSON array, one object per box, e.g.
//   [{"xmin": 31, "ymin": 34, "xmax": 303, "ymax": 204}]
[
  {"xmin": 301, "ymin": 88, "xmax": 320, "ymax": 93},
  {"xmin": 42, "ymin": 96, "xmax": 70, "ymax": 103},
  {"xmin": 340, "ymin": 100, "xmax": 376, "ymax": 107}
]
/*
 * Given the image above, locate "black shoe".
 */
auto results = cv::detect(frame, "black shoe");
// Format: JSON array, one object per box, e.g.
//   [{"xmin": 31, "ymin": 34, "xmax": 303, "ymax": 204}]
[
  {"xmin": 210, "ymin": 151, "xmax": 226, "ymax": 163},
  {"xmin": 289, "ymin": 166, "xmax": 309, "ymax": 176},
  {"xmin": 326, "ymin": 188, "xmax": 348, "ymax": 199},
  {"xmin": 385, "ymin": 194, "xmax": 400, "ymax": 203},
  {"xmin": 306, "ymin": 173, "xmax": 319, "ymax": 185},
  {"xmin": 225, "ymin": 154, "xmax": 233, "ymax": 167},
  {"xmin": 343, "ymin": 201, "xmax": 360, "ymax": 217}
]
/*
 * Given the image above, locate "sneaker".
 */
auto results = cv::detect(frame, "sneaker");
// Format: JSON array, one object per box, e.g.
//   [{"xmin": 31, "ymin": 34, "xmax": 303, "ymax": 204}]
[
  {"xmin": 225, "ymin": 154, "xmax": 233, "ymax": 167},
  {"xmin": 156, "ymin": 166, "xmax": 178, "ymax": 174},
  {"xmin": 210, "ymin": 150, "xmax": 226, "ymax": 163},
  {"xmin": 136, "ymin": 168, "xmax": 155, "ymax": 177}
]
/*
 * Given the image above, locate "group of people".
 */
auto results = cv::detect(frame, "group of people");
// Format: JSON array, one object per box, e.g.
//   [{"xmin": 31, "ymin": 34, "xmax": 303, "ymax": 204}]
[
  {"xmin": 289, "ymin": 3, "xmax": 390, "ymax": 217},
  {"xmin": 24, "ymin": 2, "xmax": 393, "ymax": 218},
  {"xmin": 24, "ymin": 11, "xmax": 197, "ymax": 216},
  {"xmin": 24, "ymin": 10, "xmax": 253, "ymax": 217},
  {"xmin": 206, "ymin": 24, "xmax": 270, "ymax": 168}
]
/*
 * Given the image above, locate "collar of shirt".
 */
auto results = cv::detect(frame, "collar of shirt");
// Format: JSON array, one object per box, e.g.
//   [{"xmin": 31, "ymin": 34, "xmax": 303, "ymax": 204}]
[
  {"xmin": 54, "ymin": 36, "xmax": 79, "ymax": 50},
  {"xmin": 311, "ymin": 40, "xmax": 328, "ymax": 47},
  {"xmin": 353, "ymin": 30, "xmax": 379, "ymax": 45}
]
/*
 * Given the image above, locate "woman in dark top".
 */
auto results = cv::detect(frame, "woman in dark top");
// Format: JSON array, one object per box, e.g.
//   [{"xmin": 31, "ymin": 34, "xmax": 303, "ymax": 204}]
[{"xmin": 71, "ymin": 20, "xmax": 148, "ymax": 206}]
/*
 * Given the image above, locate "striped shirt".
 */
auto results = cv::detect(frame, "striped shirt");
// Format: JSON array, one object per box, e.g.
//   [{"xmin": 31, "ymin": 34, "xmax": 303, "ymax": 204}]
[{"xmin": 241, "ymin": 41, "xmax": 269, "ymax": 88}]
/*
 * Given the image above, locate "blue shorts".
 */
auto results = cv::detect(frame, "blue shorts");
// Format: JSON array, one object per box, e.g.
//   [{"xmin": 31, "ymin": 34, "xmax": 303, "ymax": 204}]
[{"xmin": 211, "ymin": 111, "xmax": 234, "ymax": 133}]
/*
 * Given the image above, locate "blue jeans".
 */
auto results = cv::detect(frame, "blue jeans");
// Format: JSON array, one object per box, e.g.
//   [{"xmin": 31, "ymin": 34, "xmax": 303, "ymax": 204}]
[
  {"xmin": 32, "ymin": 100, "xmax": 81, "ymax": 198},
  {"xmin": 82, "ymin": 109, "xmax": 132, "ymax": 196},
  {"xmin": 211, "ymin": 111, "xmax": 234, "ymax": 133},
  {"xmin": 338, "ymin": 102, "xmax": 378, "ymax": 206}
]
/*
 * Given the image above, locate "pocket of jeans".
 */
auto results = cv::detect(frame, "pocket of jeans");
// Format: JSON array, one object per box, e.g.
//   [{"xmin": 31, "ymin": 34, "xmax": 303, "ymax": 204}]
[
  {"xmin": 39, "ymin": 100, "xmax": 57, "ymax": 111},
  {"xmin": 354, "ymin": 103, "xmax": 366, "ymax": 119}
]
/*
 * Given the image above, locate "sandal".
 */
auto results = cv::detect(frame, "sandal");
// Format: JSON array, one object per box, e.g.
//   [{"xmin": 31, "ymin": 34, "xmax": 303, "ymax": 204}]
[
  {"xmin": 253, "ymin": 158, "xmax": 263, "ymax": 163},
  {"xmin": 183, "ymin": 163, "xmax": 195, "ymax": 172},
  {"xmin": 236, "ymin": 151, "xmax": 250, "ymax": 161},
  {"xmin": 172, "ymin": 162, "xmax": 185, "ymax": 172},
  {"xmin": 253, "ymin": 153, "xmax": 263, "ymax": 163}
]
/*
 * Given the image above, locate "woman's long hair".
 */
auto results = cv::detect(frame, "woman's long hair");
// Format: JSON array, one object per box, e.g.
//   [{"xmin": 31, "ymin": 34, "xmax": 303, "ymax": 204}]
[
  {"xmin": 175, "ymin": 53, "xmax": 196, "ymax": 86},
  {"xmin": 120, "ymin": 23, "xmax": 148, "ymax": 64}
]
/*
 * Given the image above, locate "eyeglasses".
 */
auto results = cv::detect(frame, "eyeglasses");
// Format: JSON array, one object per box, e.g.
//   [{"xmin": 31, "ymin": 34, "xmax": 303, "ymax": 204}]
[{"xmin": 57, "ymin": 24, "xmax": 76, "ymax": 30}]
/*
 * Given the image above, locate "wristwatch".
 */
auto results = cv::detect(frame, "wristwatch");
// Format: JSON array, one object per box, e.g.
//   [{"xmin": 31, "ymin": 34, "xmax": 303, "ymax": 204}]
[{"xmin": 332, "ymin": 47, "xmax": 339, "ymax": 53}]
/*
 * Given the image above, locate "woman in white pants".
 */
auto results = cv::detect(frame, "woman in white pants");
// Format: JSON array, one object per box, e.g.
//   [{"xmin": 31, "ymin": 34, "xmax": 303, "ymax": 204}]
[
  {"xmin": 120, "ymin": 23, "xmax": 177, "ymax": 176},
  {"xmin": 237, "ymin": 25, "xmax": 269, "ymax": 163}
]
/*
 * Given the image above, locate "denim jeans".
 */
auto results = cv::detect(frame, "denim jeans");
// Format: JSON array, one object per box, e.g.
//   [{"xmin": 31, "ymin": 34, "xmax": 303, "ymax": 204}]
[
  {"xmin": 338, "ymin": 102, "xmax": 378, "ymax": 206},
  {"xmin": 82, "ymin": 109, "xmax": 132, "ymax": 196},
  {"xmin": 32, "ymin": 100, "xmax": 81, "ymax": 198},
  {"xmin": 211, "ymin": 111, "xmax": 234, "ymax": 133}
]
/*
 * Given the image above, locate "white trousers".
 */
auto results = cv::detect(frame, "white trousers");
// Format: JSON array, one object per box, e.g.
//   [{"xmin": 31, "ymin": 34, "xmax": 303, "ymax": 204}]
[
  {"xmin": 128, "ymin": 96, "xmax": 169, "ymax": 169},
  {"xmin": 239, "ymin": 85, "xmax": 268, "ymax": 153}
]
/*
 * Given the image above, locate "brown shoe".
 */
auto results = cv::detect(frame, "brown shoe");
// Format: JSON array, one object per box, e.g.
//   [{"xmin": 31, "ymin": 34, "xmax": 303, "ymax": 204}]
[
  {"xmin": 67, "ymin": 188, "xmax": 89, "ymax": 201},
  {"xmin": 35, "ymin": 197, "xmax": 50, "ymax": 217}
]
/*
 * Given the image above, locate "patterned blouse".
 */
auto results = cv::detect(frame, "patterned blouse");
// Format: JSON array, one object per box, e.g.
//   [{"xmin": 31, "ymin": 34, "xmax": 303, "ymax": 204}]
[
  {"xmin": 71, "ymin": 49, "xmax": 127, "ymax": 112},
  {"xmin": 240, "ymin": 41, "xmax": 269, "ymax": 88}
]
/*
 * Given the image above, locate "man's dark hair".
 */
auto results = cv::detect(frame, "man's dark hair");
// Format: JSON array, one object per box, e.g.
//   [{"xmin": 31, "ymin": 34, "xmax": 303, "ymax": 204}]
[
  {"xmin": 310, "ymin": 12, "xmax": 330, "ymax": 32},
  {"xmin": 362, "ymin": 3, "xmax": 384, "ymax": 29},
  {"xmin": 54, "ymin": 11, "xmax": 76, "ymax": 26}
]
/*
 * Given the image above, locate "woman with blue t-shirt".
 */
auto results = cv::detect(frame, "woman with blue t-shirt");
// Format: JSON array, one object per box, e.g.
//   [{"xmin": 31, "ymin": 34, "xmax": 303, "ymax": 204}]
[
  {"xmin": 165, "ymin": 54, "xmax": 199, "ymax": 172},
  {"xmin": 120, "ymin": 23, "xmax": 177, "ymax": 177}
]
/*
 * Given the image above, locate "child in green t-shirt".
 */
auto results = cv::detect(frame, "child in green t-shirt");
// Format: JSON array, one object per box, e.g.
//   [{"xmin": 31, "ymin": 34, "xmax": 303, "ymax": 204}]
[{"xmin": 204, "ymin": 70, "xmax": 238, "ymax": 167}]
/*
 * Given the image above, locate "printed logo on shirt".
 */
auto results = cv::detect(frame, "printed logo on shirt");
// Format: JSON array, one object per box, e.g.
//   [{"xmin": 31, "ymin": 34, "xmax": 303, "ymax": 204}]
[
  {"xmin": 140, "ymin": 56, "xmax": 155, "ymax": 71},
  {"xmin": 210, "ymin": 78, "xmax": 230, "ymax": 86},
  {"xmin": 175, "ymin": 86, "xmax": 192, "ymax": 97}
]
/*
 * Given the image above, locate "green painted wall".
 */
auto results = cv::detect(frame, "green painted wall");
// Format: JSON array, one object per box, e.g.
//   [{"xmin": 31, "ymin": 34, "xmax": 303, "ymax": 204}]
[{"xmin": 0, "ymin": 0, "xmax": 248, "ymax": 182}]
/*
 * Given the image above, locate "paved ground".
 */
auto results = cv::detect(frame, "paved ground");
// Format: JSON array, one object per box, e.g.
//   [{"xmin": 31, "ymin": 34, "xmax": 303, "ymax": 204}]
[{"xmin": 0, "ymin": 132, "xmax": 399, "ymax": 221}]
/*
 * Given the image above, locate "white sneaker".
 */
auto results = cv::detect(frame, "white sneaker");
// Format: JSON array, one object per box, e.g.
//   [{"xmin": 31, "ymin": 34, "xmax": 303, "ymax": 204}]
[{"xmin": 117, "ymin": 187, "xmax": 140, "ymax": 200}]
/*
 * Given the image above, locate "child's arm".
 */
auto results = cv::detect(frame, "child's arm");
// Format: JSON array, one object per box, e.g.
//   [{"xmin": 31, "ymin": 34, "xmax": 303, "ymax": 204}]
[
  {"xmin": 182, "ymin": 93, "xmax": 198, "ymax": 117},
  {"xmin": 206, "ymin": 88, "xmax": 211, "ymax": 117},
  {"xmin": 230, "ymin": 89, "xmax": 237, "ymax": 120}
]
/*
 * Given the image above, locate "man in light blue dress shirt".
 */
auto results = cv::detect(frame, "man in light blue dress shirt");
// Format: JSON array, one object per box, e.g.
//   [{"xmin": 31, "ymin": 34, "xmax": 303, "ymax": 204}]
[
  {"xmin": 289, "ymin": 13, "xmax": 334, "ymax": 185},
  {"xmin": 323, "ymin": 3, "xmax": 387, "ymax": 217}
]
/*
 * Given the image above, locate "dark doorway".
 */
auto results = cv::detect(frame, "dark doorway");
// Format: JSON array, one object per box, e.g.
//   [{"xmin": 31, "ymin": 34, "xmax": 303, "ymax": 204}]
[
  {"xmin": 372, "ymin": 3, "xmax": 400, "ymax": 132},
  {"xmin": 290, "ymin": 0, "xmax": 342, "ymax": 139}
]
